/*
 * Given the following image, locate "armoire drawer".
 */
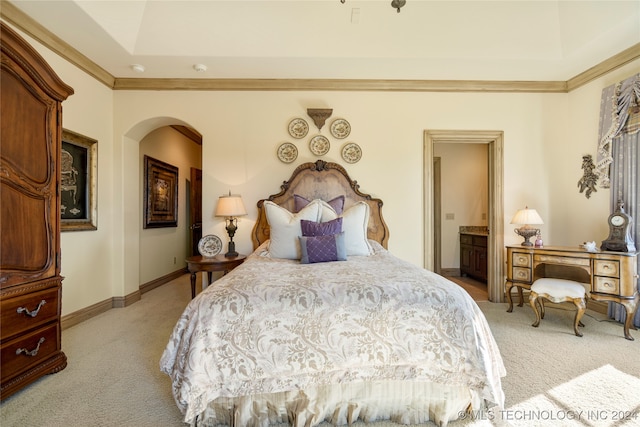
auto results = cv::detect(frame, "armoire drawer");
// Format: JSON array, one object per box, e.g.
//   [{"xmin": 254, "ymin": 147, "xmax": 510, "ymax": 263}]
[
  {"xmin": 1, "ymin": 323, "xmax": 60, "ymax": 380},
  {"xmin": 1, "ymin": 288, "xmax": 60, "ymax": 340}
]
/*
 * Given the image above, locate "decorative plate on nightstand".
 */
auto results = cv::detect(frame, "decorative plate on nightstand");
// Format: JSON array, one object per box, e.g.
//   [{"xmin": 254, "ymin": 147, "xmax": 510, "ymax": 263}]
[{"xmin": 198, "ymin": 234, "xmax": 222, "ymax": 257}]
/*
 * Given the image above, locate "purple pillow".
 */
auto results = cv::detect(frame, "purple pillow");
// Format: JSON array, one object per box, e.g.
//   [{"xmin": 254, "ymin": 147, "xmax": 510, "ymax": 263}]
[
  {"xmin": 300, "ymin": 217, "xmax": 343, "ymax": 237},
  {"xmin": 294, "ymin": 195, "xmax": 345, "ymax": 215},
  {"xmin": 299, "ymin": 233, "xmax": 347, "ymax": 264}
]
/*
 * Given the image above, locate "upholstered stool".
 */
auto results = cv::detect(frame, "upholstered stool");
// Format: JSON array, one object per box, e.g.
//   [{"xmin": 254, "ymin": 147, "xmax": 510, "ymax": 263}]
[{"xmin": 529, "ymin": 278, "xmax": 587, "ymax": 337}]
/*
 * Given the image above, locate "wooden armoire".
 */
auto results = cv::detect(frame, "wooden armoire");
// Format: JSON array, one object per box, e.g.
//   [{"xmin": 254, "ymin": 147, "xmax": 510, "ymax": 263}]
[{"xmin": 1, "ymin": 22, "xmax": 74, "ymax": 399}]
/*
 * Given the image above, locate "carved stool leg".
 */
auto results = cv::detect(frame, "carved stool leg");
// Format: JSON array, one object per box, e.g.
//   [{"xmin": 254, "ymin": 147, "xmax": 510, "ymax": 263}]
[
  {"xmin": 572, "ymin": 297, "xmax": 586, "ymax": 337},
  {"xmin": 529, "ymin": 292, "xmax": 541, "ymax": 328},
  {"xmin": 538, "ymin": 298, "xmax": 545, "ymax": 319}
]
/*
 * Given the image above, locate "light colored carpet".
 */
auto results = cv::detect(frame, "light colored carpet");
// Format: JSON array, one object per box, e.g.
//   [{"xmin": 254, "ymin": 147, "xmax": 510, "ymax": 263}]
[{"xmin": 1, "ymin": 274, "xmax": 639, "ymax": 427}]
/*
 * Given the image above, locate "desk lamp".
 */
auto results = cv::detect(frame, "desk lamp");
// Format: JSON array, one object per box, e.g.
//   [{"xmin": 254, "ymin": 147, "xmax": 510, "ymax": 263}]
[
  {"xmin": 215, "ymin": 192, "xmax": 247, "ymax": 257},
  {"xmin": 510, "ymin": 207, "xmax": 543, "ymax": 246}
]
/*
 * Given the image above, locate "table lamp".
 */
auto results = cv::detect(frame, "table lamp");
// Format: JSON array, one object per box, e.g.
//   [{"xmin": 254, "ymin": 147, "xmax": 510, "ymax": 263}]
[
  {"xmin": 510, "ymin": 207, "xmax": 543, "ymax": 246},
  {"xmin": 215, "ymin": 192, "xmax": 247, "ymax": 257}
]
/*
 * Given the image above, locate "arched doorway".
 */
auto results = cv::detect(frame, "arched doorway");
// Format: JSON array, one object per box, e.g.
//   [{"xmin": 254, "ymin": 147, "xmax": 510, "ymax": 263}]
[{"xmin": 117, "ymin": 117, "xmax": 202, "ymax": 303}]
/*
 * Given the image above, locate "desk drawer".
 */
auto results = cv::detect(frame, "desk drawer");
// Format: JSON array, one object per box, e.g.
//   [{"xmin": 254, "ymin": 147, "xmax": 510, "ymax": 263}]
[
  {"xmin": 512, "ymin": 253, "xmax": 531, "ymax": 268},
  {"xmin": 593, "ymin": 276, "xmax": 620, "ymax": 295},
  {"xmin": 512, "ymin": 267, "xmax": 531, "ymax": 282},
  {"xmin": 594, "ymin": 260, "xmax": 620, "ymax": 278}
]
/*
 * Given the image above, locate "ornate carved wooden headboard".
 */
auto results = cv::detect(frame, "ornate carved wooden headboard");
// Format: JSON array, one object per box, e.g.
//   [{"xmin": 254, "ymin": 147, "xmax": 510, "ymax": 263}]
[{"xmin": 251, "ymin": 160, "xmax": 389, "ymax": 249}]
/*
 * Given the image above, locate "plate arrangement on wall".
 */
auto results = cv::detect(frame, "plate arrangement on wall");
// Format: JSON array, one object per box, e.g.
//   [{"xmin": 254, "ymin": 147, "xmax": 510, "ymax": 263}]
[
  {"xmin": 330, "ymin": 118, "xmax": 351, "ymax": 139},
  {"xmin": 288, "ymin": 118, "xmax": 309, "ymax": 139},
  {"xmin": 341, "ymin": 142, "xmax": 362, "ymax": 164},
  {"xmin": 198, "ymin": 234, "xmax": 222, "ymax": 257},
  {"xmin": 277, "ymin": 142, "xmax": 298, "ymax": 163},
  {"xmin": 309, "ymin": 135, "xmax": 330, "ymax": 156}
]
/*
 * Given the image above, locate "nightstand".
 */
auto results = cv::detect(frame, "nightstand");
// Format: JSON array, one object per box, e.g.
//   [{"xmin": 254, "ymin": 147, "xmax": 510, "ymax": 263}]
[{"xmin": 185, "ymin": 254, "xmax": 246, "ymax": 298}]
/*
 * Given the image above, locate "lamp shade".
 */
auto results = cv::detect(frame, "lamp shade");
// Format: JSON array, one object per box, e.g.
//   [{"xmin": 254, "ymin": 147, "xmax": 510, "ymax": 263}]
[
  {"xmin": 510, "ymin": 207, "xmax": 543, "ymax": 225},
  {"xmin": 215, "ymin": 194, "xmax": 247, "ymax": 218}
]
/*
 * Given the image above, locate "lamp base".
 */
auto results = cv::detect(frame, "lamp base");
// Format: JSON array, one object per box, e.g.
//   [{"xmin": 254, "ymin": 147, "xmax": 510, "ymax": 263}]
[
  {"xmin": 515, "ymin": 227, "xmax": 539, "ymax": 246},
  {"xmin": 225, "ymin": 241, "xmax": 238, "ymax": 258}
]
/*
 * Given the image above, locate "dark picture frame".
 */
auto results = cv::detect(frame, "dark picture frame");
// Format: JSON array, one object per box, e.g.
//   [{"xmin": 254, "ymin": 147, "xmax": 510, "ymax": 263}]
[
  {"xmin": 144, "ymin": 155, "xmax": 178, "ymax": 228},
  {"xmin": 61, "ymin": 129, "xmax": 98, "ymax": 231}
]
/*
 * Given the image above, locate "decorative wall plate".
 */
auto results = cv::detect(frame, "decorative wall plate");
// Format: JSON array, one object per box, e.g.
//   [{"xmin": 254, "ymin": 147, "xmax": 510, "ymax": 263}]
[
  {"xmin": 341, "ymin": 142, "xmax": 362, "ymax": 164},
  {"xmin": 198, "ymin": 234, "xmax": 222, "ymax": 257},
  {"xmin": 309, "ymin": 135, "xmax": 330, "ymax": 156},
  {"xmin": 330, "ymin": 118, "xmax": 351, "ymax": 139},
  {"xmin": 277, "ymin": 142, "xmax": 298, "ymax": 163},
  {"xmin": 288, "ymin": 118, "xmax": 309, "ymax": 139}
]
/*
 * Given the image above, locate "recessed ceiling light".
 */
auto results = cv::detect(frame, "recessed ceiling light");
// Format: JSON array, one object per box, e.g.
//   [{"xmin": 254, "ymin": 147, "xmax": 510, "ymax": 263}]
[
  {"xmin": 131, "ymin": 64, "xmax": 145, "ymax": 73},
  {"xmin": 193, "ymin": 64, "xmax": 207, "ymax": 72}
]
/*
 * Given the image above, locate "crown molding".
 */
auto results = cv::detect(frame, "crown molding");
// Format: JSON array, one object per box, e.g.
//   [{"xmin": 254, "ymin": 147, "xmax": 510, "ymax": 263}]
[
  {"xmin": 567, "ymin": 43, "xmax": 640, "ymax": 91},
  {"xmin": 112, "ymin": 78, "xmax": 567, "ymax": 92},
  {"xmin": 2, "ymin": 0, "xmax": 637, "ymax": 93}
]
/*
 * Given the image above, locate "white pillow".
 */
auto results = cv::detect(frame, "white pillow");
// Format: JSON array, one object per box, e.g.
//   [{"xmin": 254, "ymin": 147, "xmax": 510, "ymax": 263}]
[
  {"xmin": 321, "ymin": 200, "xmax": 372, "ymax": 256},
  {"xmin": 264, "ymin": 200, "xmax": 321, "ymax": 259}
]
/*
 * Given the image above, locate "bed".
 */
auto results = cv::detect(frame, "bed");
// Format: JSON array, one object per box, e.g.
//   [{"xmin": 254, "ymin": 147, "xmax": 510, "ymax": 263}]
[{"xmin": 160, "ymin": 160, "xmax": 505, "ymax": 426}]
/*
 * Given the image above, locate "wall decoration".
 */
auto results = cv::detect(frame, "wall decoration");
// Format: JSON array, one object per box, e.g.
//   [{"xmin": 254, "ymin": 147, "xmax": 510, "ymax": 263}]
[
  {"xmin": 341, "ymin": 142, "xmax": 362, "ymax": 164},
  {"xmin": 144, "ymin": 155, "xmax": 179, "ymax": 228},
  {"xmin": 577, "ymin": 154, "xmax": 598, "ymax": 199},
  {"xmin": 61, "ymin": 129, "xmax": 98, "ymax": 231},
  {"xmin": 288, "ymin": 118, "xmax": 309, "ymax": 139},
  {"xmin": 330, "ymin": 118, "xmax": 351, "ymax": 139},
  {"xmin": 307, "ymin": 108, "xmax": 333, "ymax": 131},
  {"xmin": 309, "ymin": 135, "xmax": 330, "ymax": 156},
  {"xmin": 277, "ymin": 142, "xmax": 298, "ymax": 163}
]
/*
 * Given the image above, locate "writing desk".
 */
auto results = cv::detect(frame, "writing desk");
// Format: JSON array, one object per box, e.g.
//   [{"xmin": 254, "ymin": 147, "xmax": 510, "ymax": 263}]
[{"xmin": 505, "ymin": 245, "xmax": 639, "ymax": 340}]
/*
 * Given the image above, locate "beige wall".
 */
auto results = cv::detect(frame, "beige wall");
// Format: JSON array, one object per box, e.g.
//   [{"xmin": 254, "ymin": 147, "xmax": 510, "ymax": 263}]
[{"xmin": 7, "ymin": 21, "xmax": 640, "ymax": 316}]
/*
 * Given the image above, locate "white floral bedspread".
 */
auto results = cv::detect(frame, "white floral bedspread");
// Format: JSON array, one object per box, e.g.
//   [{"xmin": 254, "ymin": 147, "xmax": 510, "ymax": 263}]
[{"xmin": 160, "ymin": 242, "xmax": 506, "ymax": 423}]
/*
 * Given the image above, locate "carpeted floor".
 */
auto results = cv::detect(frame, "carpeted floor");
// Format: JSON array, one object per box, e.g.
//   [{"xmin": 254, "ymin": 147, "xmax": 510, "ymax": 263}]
[{"xmin": 1, "ymin": 274, "xmax": 639, "ymax": 427}]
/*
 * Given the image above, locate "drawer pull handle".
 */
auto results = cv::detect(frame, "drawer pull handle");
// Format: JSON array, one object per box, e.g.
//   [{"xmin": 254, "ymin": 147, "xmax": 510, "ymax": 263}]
[
  {"xmin": 17, "ymin": 300, "xmax": 46, "ymax": 317},
  {"xmin": 16, "ymin": 337, "xmax": 45, "ymax": 357}
]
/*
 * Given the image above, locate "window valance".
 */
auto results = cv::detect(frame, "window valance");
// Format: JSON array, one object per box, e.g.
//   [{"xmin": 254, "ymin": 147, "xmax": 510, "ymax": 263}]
[{"xmin": 596, "ymin": 73, "xmax": 640, "ymax": 188}]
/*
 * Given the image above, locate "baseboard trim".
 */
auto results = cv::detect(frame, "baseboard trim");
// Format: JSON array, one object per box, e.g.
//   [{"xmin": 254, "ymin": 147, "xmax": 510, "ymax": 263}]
[
  {"xmin": 61, "ymin": 268, "xmax": 187, "ymax": 330},
  {"xmin": 140, "ymin": 268, "xmax": 187, "ymax": 294},
  {"xmin": 61, "ymin": 298, "xmax": 112, "ymax": 330}
]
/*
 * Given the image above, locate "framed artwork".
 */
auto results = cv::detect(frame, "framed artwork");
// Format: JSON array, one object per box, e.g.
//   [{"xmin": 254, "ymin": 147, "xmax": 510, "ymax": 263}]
[
  {"xmin": 144, "ymin": 155, "xmax": 178, "ymax": 228},
  {"xmin": 61, "ymin": 129, "xmax": 97, "ymax": 231}
]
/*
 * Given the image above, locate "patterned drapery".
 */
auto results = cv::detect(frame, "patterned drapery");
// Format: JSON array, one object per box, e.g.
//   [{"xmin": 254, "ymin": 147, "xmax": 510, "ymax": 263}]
[
  {"xmin": 601, "ymin": 73, "xmax": 640, "ymax": 328},
  {"xmin": 607, "ymin": 130, "xmax": 640, "ymax": 328},
  {"xmin": 596, "ymin": 73, "xmax": 640, "ymax": 188}
]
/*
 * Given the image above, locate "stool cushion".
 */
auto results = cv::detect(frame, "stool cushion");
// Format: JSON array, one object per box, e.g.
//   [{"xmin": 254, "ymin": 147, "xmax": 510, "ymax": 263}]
[{"xmin": 531, "ymin": 278, "xmax": 586, "ymax": 298}]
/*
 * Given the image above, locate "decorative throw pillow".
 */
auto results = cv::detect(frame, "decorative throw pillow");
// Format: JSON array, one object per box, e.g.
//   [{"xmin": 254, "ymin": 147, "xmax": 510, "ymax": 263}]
[
  {"xmin": 264, "ymin": 200, "xmax": 321, "ymax": 259},
  {"xmin": 300, "ymin": 217, "xmax": 343, "ymax": 237},
  {"xmin": 299, "ymin": 233, "xmax": 347, "ymax": 264},
  {"xmin": 294, "ymin": 194, "xmax": 345, "ymax": 215},
  {"xmin": 321, "ymin": 201, "xmax": 372, "ymax": 256}
]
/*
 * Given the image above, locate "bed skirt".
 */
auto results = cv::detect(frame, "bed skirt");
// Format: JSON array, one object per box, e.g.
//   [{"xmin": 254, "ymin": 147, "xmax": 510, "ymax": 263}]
[{"xmin": 192, "ymin": 380, "xmax": 479, "ymax": 427}]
